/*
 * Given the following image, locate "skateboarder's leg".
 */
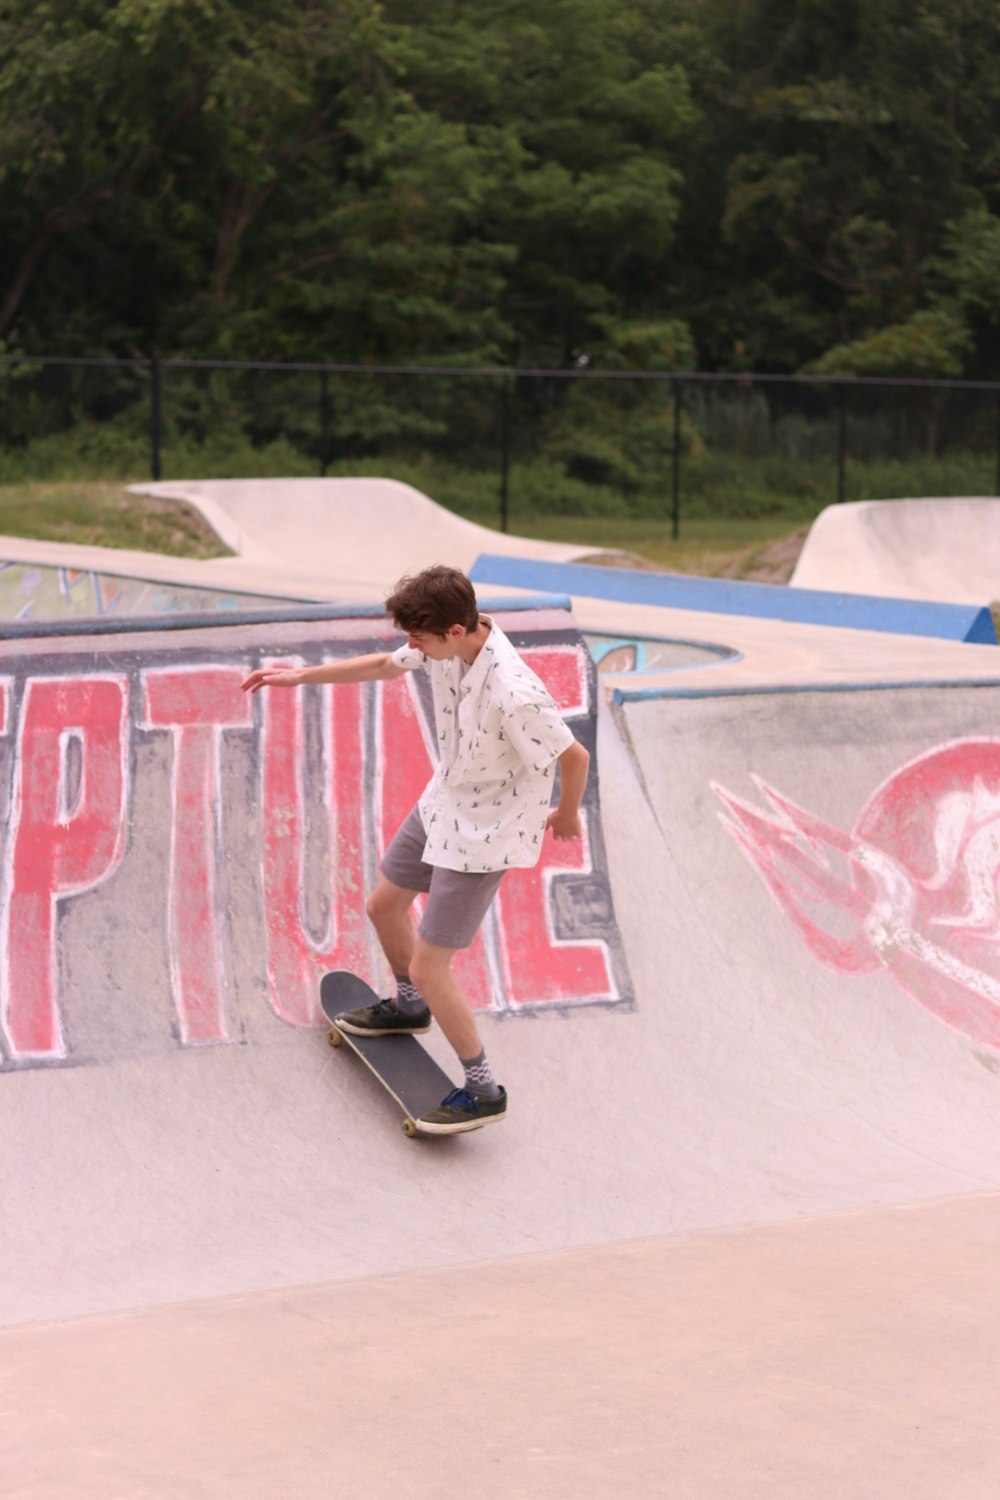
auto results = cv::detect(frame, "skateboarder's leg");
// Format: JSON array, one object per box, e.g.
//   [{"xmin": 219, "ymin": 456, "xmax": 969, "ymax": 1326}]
[
  {"xmin": 408, "ymin": 936, "xmax": 482, "ymax": 1060},
  {"xmin": 408, "ymin": 935, "xmax": 507, "ymax": 1132},
  {"xmin": 332, "ymin": 875, "xmax": 431, "ymax": 1037},
  {"xmin": 366, "ymin": 875, "xmax": 421, "ymax": 977}
]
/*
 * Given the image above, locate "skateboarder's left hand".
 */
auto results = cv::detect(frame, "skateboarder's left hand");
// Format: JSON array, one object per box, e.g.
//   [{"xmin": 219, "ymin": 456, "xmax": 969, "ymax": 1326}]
[{"xmin": 545, "ymin": 807, "xmax": 583, "ymax": 840}]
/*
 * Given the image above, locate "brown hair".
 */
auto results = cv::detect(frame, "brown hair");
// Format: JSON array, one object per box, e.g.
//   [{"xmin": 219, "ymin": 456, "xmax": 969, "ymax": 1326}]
[{"xmin": 385, "ymin": 566, "xmax": 480, "ymax": 636}]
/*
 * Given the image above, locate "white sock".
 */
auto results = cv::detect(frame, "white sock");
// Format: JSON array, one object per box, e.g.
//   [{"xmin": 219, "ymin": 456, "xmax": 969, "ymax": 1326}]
[
  {"xmin": 461, "ymin": 1049, "xmax": 501, "ymax": 1101},
  {"xmin": 394, "ymin": 973, "xmax": 427, "ymax": 1016}
]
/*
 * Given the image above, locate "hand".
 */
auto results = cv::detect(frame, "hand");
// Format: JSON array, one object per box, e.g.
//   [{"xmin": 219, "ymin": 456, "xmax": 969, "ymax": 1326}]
[
  {"xmin": 545, "ymin": 807, "xmax": 583, "ymax": 840},
  {"xmin": 240, "ymin": 667, "xmax": 305, "ymax": 694}
]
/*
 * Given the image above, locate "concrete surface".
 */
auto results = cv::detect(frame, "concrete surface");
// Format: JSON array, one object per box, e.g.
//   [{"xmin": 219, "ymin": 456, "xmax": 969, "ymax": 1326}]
[
  {"xmin": 129, "ymin": 475, "xmax": 607, "ymax": 601},
  {"xmin": 791, "ymin": 496, "xmax": 1000, "ymax": 605},
  {"xmin": 7, "ymin": 537, "xmax": 1000, "ymax": 707},
  {"xmin": 4, "ymin": 1192, "xmax": 998, "ymax": 1500},
  {"xmin": 0, "ymin": 476, "xmax": 609, "ymax": 614},
  {"xmin": 0, "ymin": 557, "xmax": 284, "ymax": 621},
  {"xmin": 5, "ymin": 632, "xmax": 1000, "ymax": 1333},
  {"xmin": 3, "ymin": 475, "xmax": 1000, "ymax": 1497}
]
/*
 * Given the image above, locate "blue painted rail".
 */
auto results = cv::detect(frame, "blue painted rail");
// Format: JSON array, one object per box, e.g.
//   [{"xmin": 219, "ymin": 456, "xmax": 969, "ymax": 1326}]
[{"xmin": 469, "ymin": 555, "xmax": 997, "ymax": 645}]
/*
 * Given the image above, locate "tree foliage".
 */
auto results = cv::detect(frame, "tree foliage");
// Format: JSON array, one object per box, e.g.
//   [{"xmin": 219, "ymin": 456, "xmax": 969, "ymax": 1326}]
[{"xmin": 2, "ymin": 0, "xmax": 999, "ymax": 388}]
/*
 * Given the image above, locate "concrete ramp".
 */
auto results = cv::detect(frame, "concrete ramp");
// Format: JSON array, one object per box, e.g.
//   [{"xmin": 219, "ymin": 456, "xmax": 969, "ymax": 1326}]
[
  {"xmin": 128, "ymin": 476, "xmax": 606, "ymax": 599},
  {"xmin": 1, "ymin": 604, "xmax": 631, "ymax": 1327},
  {"xmin": 791, "ymin": 496, "xmax": 1000, "ymax": 604},
  {"xmin": 0, "ymin": 477, "xmax": 616, "ymax": 623},
  {"xmin": 614, "ymin": 685, "xmax": 1000, "ymax": 1150},
  {"xmin": 3, "ymin": 602, "xmax": 1000, "ymax": 1333}
]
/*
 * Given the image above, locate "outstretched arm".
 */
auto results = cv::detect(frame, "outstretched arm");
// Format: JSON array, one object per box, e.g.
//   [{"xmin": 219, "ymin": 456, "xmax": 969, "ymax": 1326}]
[
  {"xmin": 545, "ymin": 739, "xmax": 590, "ymax": 840},
  {"xmin": 241, "ymin": 652, "xmax": 406, "ymax": 694}
]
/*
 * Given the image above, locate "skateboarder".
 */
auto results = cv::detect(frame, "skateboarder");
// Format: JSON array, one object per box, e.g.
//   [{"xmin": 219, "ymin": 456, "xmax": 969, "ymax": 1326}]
[{"xmin": 241, "ymin": 565, "xmax": 590, "ymax": 1134}]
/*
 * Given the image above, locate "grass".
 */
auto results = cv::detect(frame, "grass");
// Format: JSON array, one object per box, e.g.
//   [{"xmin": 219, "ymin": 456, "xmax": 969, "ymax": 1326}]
[
  {"xmin": 0, "ymin": 480, "xmax": 810, "ymax": 582},
  {"xmin": 2, "ymin": 416, "xmax": 994, "ymax": 586},
  {"xmin": 503, "ymin": 513, "xmax": 807, "ymax": 579},
  {"xmin": 0, "ymin": 482, "xmax": 232, "ymax": 559}
]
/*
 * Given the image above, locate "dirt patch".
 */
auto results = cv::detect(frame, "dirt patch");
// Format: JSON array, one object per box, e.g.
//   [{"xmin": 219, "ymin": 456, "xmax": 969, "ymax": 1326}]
[
  {"xmin": 574, "ymin": 549, "xmax": 662, "ymax": 571},
  {"xmin": 713, "ymin": 527, "xmax": 809, "ymax": 584},
  {"xmin": 119, "ymin": 492, "xmax": 232, "ymax": 558},
  {"xmin": 576, "ymin": 528, "xmax": 809, "ymax": 584},
  {"xmin": 0, "ymin": 484, "xmax": 232, "ymax": 559}
]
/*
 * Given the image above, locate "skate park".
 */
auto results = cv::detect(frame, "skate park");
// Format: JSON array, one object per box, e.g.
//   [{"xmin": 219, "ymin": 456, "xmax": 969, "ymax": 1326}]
[{"xmin": 2, "ymin": 479, "xmax": 1000, "ymax": 1498}]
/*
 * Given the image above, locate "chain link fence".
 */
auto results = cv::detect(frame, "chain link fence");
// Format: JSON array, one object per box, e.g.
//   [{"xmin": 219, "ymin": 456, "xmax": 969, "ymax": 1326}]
[{"xmin": 2, "ymin": 355, "xmax": 998, "ymax": 537}]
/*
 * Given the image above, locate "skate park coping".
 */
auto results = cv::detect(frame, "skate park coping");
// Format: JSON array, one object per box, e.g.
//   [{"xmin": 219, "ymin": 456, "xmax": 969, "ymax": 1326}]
[{"xmin": 468, "ymin": 553, "xmax": 999, "ymax": 644}]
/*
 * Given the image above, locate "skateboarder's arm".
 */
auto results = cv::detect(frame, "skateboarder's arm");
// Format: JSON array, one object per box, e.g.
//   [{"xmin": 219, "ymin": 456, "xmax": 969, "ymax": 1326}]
[
  {"xmin": 545, "ymin": 739, "xmax": 590, "ymax": 840},
  {"xmin": 241, "ymin": 653, "xmax": 406, "ymax": 693}
]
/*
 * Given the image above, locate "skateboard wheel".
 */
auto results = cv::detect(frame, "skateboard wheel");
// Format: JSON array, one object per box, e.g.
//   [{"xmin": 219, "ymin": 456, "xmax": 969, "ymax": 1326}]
[
  {"xmin": 402, "ymin": 1119, "xmax": 418, "ymax": 1138},
  {"xmin": 328, "ymin": 1027, "xmax": 343, "ymax": 1048}
]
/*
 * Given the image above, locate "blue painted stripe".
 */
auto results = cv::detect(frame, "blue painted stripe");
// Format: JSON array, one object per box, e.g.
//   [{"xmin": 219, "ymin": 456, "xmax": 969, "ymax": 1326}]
[
  {"xmin": 612, "ymin": 677, "xmax": 1000, "ymax": 704},
  {"xmin": 469, "ymin": 555, "xmax": 997, "ymax": 645},
  {"xmin": 477, "ymin": 592, "xmax": 573, "ymax": 615}
]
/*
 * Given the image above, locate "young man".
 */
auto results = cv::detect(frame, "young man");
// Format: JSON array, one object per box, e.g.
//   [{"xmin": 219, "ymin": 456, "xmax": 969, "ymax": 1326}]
[{"xmin": 241, "ymin": 565, "xmax": 590, "ymax": 1134}]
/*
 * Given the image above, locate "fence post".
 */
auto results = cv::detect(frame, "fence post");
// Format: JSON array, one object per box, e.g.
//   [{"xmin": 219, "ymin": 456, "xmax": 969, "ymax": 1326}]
[
  {"xmin": 672, "ymin": 379, "xmax": 682, "ymax": 540},
  {"xmin": 836, "ymin": 384, "xmax": 847, "ymax": 503},
  {"xmin": 319, "ymin": 369, "xmax": 332, "ymax": 476},
  {"xmin": 499, "ymin": 376, "xmax": 511, "ymax": 533},
  {"xmin": 149, "ymin": 356, "xmax": 162, "ymax": 481}
]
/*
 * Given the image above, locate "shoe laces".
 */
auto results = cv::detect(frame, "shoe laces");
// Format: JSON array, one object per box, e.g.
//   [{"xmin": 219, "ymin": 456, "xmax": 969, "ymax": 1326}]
[
  {"xmin": 441, "ymin": 1087, "xmax": 479, "ymax": 1115},
  {"xmin": 372, "ymin": 997, "xmax": 400, "ymax": 1020}
]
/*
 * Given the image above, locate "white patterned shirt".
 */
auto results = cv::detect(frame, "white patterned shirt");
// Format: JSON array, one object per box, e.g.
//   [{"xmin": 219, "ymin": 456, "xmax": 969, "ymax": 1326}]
[{"xmin": 389, "ymin": 617, "xmax": 575, "ymax": 873}]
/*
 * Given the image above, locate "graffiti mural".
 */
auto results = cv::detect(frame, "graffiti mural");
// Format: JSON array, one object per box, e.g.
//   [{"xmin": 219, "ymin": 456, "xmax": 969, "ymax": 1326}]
[
  {"xmin": 586, "ymin": 634, "xmax": 736, "ymax": 675},
  {"xmin": 713, "ymin": 740, "xmax": 1000, "ymax": 1051},
  {"xmin": 0, "ymin": 613, "xmax": 631, "ymax": 1070},
  {"xmin": 0, "ymin": 560, "xmax": 283, "ymax": 620}
]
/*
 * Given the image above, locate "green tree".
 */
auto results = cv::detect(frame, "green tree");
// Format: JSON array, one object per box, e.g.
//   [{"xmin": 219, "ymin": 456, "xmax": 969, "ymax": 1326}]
[
  {"xmin": 673, "ymin": 0, "xmax": 1000, "ymax": 376},
  {"xmin": 809, "ymin": 310, "xmax": 972, "ymax": 380},
  {"xmin": 929, "ymin": 208, "xmax": 1000, "ymax": 376},
  {"xmin": 0, "ymin": 0, "xmax": 390, "ymax": 350}
]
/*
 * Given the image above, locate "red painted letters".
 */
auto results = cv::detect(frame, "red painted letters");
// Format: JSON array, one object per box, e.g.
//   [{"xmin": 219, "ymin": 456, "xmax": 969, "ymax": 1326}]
[
  {"xmin": 260, "ymin": 664, "xmax": 368, "ymax": 1026},
  {"xmin": 142, "ymin": 667, "xmax": 253, "ymax": 1044},
  {"xmin": 497, "ymin": 820, "xmax": 616, "ymax": 1007},
  {"xmin": 376, "ymin": 674, "xmax": 495, "ymax": 1007},
  {"xmin": 3, "ymin": 677, "xmax": 128, "ymax": 1058},
  {"xmin": 0, "ymin": 630, "xmax": 624, "ymax": 1065}
]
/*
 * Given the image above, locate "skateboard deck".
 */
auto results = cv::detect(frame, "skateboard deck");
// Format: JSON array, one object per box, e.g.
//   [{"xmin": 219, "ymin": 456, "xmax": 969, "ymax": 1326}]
[{"xmin": 320, "ymin": 970, "xmax": 455, "ymax": 1137}]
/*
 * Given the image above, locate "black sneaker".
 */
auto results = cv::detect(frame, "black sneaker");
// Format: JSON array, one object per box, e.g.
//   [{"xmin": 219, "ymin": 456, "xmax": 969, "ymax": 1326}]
[
  {"xmin": 418, "ymin": 1086, "xmax": 507, "ymax": 1135},
  {"xmin": 334, "ymin": 997, "xmax": 432, "ymax": 1037}
]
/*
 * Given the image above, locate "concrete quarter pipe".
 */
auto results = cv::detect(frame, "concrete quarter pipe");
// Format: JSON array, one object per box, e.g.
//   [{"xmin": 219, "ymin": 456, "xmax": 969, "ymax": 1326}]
[
  {"xmin": 1, "ymin": 600, "xmax": 998, "ymax": 1330},
  {"xmin": 2, "ymin": 586, "xmax": 1000, "ymax": 1499}
]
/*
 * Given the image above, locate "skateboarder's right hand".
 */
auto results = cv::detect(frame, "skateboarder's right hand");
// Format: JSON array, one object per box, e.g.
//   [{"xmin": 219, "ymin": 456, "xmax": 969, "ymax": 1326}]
[{"xmin": 241, "ymin": 667, "xmax": 306, "ymax": 694}]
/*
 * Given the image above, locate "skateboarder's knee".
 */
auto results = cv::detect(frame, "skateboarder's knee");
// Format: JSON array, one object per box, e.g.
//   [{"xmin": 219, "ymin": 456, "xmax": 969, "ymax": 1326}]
[
  {"xmin": 366, "ymin": 879, "xmax": 410, "ymax": 926},
  {"xmin": 409, "ymin": 940, "xmax": 453, "ymax": 992},
  {"xmin": 365, "ymin": 887, "xmax": 386, "ymax": 925}
]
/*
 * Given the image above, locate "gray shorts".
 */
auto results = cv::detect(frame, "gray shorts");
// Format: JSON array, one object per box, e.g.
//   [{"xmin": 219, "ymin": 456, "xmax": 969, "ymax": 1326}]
[{"xmin": 380, "ymin": 806, "xmax": 506, "ymax": 950}]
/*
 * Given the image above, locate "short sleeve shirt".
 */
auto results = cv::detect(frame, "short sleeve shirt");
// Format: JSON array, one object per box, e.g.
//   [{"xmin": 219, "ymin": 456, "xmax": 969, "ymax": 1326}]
[{"xmin": 389, "ymin": 618, "xmax": 575, "ymax": 872}]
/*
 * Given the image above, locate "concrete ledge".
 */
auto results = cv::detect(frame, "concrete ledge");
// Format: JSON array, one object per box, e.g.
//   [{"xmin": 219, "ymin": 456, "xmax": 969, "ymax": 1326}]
[
  {"xmin": 470, "ymin": 553, "xmax": 998, "ymax": 644},
  {"xmin": 0, "ymin": 591, "xmax": 572, "ymax": 640}
]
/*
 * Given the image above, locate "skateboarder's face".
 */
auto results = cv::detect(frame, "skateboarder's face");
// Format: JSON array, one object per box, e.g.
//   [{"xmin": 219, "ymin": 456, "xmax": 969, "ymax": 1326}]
[{"xmin": 407, "ymin": 626, "xmax": 465, "ymax": 660}]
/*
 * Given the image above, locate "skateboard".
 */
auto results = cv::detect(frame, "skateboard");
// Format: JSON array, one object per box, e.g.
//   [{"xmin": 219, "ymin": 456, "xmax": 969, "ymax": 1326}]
[{"xmin": 320, "ymin": 970, "xmax": 455, "ymax": 1137}]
